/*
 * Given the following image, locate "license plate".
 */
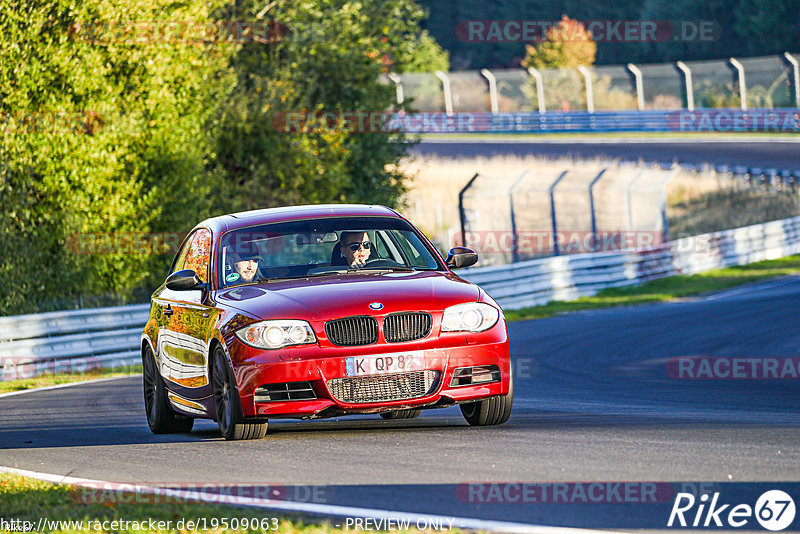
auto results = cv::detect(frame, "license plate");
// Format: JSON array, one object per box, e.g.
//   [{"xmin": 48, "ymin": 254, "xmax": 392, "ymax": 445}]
[{"xmin": 345, "ymin": 352, "xmax": 425, "ymax": 377}]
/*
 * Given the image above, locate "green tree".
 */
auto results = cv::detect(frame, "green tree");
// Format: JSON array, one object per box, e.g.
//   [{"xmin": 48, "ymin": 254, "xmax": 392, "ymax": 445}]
[
  {"xmin": 211, "ymin": 0, "xmax": 449, "ymax": 215},
  {"xmin": 521, "ymin": 15, "xmax": 597, "ymax": 69},
  {"xmin": 733, "ymin": 0, "xmax": 800, "ymax": 56},
  {"xmin": 0, "ymin": 0, "xmax": 235, "ymax": 313}
]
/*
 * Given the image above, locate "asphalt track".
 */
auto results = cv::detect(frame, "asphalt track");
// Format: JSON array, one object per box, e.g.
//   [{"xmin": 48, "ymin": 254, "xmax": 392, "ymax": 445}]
[
  {"xmin": 414, "ymin": 138, "xmax": 800, "ymax": 170},
  {"xmin": 2, "ymin": 276, "xmax": 800, "ymax": 530}
]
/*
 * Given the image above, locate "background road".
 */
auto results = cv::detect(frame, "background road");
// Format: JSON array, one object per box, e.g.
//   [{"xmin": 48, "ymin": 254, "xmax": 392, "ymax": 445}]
[
  {"xmin": 414, "ymin": 138, "xmax": 800, "ymax": 170},
  {"xmin": 2, "ymin": 277, "xmax": 799, "ymax": 529}
]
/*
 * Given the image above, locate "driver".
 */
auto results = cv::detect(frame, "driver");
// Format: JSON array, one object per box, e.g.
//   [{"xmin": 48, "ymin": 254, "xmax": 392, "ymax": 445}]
[{"xmin": 339, "ymin": 231, "xmax": 371, "ymax": 268}]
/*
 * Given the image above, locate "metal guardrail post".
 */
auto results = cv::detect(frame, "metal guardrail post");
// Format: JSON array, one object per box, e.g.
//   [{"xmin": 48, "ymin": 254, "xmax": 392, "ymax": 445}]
[
  {"xmin": 434, "ymin": 70, "xmax": 454, "ymax": 115},
  {"xmin": 548, "ymin": 171, "xmax": 569, "ymax": 256},
  {"xmin": 588, "ymin": 169, "xmax": 608, "ymax": 252},
  {"xmin": 458, "ymin": 173, "xmax": 480, "ymax": 249},
  {"xmin": 627, "ymin": 63, "xmax": 645, "ymax": 111},
  {"xmin": 386, "ymin": 73, "xmax": 404, "ymax": 106},
  {"xmin": 577, "ymin": 66, "xmax": 594, "ymax": 113},
  {"xmin": 509, "ymin": 171, "xmax": 529, "ymax": 263},
  {"xmin": 625, "ymin": 169, "xmax": 647, "ymax": 231},
  {"xmin": 676, "ymin": 61, "xmax": 694, "ymax": 111},
  {"xmin": 526, "ymin": 67, "xmax": 546, "ymax": 113},
  {"xmin": 480, "ymin": 69, "xmax": 499, "ymax": 115},
  {"xmin": 729, "ymin": 57, "xmax": 747, "ymax": 111},
  {"xmin": 784, "ymin": 52, "xmax": 800, "ymax": 108}
]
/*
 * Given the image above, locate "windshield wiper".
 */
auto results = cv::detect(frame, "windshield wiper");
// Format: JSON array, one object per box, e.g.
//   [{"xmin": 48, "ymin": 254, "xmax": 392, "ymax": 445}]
[{"xmin": 347, "ymin": 266, "xmax": 416, "ymax": 273}]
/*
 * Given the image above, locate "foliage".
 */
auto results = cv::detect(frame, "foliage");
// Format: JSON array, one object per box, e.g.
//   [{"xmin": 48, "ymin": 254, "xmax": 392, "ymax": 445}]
[
  {"xmin": 0, "ymin": 0, "xmax": 450, "ymax": 314},
  {"xmin": 694, "ymin": 80, "xmax": 741, "ymax": 109},
  {"xmin": 394, "ymin": 29, "xmax": 450, "ymax": 73},
  {"xmin": 521, "ymin": 16, "xmax": 596, "ymax": 70},
  {"xmin": 418, "ymin": 0, "xmax": 800, "ymax": 69},
  {"xmin": 0, "ymin": 0, "xmax": 235, "ymax": 314},
  {"xmin": 1, "ymin": 472, "xmax": 441, "ymax": 533},
  {"xmin": 518, "ymin": 17, "xmax": 596, "ymax": 111},
  {"xmin": 210, "ymin": 0, "xmax": 446, "ymax": 215}
]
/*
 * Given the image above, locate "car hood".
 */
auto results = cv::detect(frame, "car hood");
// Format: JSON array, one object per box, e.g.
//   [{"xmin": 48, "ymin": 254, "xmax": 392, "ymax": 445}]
[{"xmin": 216, "ymin": 271, "xmax": 480, "ymax": 321}]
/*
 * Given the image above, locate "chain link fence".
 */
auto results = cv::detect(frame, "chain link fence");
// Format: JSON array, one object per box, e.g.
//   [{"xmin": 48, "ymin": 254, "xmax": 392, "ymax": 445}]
[
  {"xmin": 401, "ymin": 156, "xmax": 800, "ymax": 269},
  {"xmin": 457, "ymin": 163, "xmax": 677, "ymax": 267}
]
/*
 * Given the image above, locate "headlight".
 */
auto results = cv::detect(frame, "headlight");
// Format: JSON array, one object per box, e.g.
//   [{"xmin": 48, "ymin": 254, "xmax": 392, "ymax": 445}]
[
  {"xmin": 441, "ymin": 303, "xmax": 500, "ymax": 333},
  {"xmin": 235, "ymin": 320, "xmax": 316, "ymax": 349}
]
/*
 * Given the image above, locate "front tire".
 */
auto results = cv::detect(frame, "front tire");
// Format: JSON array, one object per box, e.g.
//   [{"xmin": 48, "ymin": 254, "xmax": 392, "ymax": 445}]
[
  {"xmin": 142, "ymin": 345, "xmax": 194, "ymax": 434},
  {"xmin": 380, "ymin": 409, "xmax": 422, "ymax": 420},
  {"xmin": 212, "ymin": 346, "xmax": 267, "ymax": 440},
  {"xmin": 460, "ymin": 366, "xmax": 514, "ymax": 426}
]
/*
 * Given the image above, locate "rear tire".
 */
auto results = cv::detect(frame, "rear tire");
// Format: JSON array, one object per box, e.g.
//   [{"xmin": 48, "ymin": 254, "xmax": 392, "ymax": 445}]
[
  {"xmin": 460, "ymin": 365, "xmax": 514, "ymax": 426},
  {"xmin": 380, "ymin": 409, "xmax": 422, "ymax": 420},
  {"xmin": 212, "ymin": 346, "xmax": 268, "ymax": 440},
  {"xmin": 142, "ymin": 345, "xmax": 194, "ymax": 434}
]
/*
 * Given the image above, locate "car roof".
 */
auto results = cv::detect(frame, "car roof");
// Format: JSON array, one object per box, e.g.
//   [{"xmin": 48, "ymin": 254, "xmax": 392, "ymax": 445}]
[{"xmin": 193, "ymin": 204, "xmax": 404, "ymax": 234}]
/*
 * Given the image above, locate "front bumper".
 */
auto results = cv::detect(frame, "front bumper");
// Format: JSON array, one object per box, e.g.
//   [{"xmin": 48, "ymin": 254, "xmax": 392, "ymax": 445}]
[{"xmin": 231, "ymin": 340, "xmax": 511, "ymax": 419}]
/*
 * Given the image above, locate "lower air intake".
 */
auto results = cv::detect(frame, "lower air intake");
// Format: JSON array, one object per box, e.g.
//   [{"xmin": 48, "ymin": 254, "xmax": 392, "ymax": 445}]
[
  {"xmin": 327, "ymin": 370, "xmax": 440, "ymax": 404},
  {"xmin": 254, "ymin": 381, "xmax": 316, "ymax": 402}
]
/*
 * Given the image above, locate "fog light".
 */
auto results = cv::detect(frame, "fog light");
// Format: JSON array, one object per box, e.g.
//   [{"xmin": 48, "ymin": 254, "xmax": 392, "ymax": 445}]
[{"xmin": 449, "ymin": 365, "xmax": 501, "ymax": 387}]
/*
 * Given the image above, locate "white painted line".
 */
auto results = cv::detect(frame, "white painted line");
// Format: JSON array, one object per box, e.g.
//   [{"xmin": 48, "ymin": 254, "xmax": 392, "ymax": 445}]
[
  {"xmin": 0, "ymin": 466, "xmax": 620, "ymax": 534},
  {"xmin": 700, "ymin": 275, "xmax": 800, "ymax": 302},
  {"xmin": 0, "ymin": 375, "xmax": 137, "ymax": 399}
]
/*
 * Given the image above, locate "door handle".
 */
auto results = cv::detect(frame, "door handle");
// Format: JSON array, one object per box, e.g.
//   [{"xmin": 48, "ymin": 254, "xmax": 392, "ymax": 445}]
[{"xmin": 163, "ymin": 305, "xmax": 174, "ymax": 317}]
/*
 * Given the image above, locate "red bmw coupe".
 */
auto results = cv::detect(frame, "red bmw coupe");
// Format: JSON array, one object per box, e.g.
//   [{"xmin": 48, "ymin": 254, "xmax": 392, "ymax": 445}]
[{"xmin": 141, "ymin": 204, "xmax": 512, "ymax": 440}]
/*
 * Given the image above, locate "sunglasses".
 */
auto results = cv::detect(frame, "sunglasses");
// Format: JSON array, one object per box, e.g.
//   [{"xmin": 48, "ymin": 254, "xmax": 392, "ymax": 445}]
[{"xmin": 346, "ymin": 241, "xmax": 371, "ymax": 251}]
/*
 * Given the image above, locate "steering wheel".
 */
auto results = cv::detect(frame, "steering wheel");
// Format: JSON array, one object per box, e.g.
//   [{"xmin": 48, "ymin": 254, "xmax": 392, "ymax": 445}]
[{"xmin": 361, "ymin": 258, "xmax": 404, "ymax": 268}]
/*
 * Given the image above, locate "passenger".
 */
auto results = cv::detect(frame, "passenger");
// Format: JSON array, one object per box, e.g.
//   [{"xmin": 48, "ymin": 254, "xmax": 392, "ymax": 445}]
[{"xmin": 225, "ymin": 251, "xmax": 260, "ymax": 284}]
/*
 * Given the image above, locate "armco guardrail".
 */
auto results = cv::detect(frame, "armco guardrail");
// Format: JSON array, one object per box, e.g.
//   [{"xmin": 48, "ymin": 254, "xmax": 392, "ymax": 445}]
[
  {"xmin": 0, "ymin": 304, "xmax": 148, "ymax": 381},
  {"xmin": 462, "ymin": 216, "xmax": 800, "ymax": 309},
  {"xmin": 388, "ymin": 109, "xmax": 800, "ymax": 134},
  {"xmin": 2, "ymin": 216, "xmax": 800, "ymax": 380}
]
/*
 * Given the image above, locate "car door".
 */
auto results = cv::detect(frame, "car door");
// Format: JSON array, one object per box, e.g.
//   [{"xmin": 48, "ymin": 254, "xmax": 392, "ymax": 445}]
[{"xmin": 155, "ymin": 228, "xmax": 215, "ymax": 396}]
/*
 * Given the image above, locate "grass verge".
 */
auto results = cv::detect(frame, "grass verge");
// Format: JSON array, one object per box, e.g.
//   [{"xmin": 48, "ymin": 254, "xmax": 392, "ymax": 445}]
[
  {"xmin": 0, "ymin": 365, "xmax": 142, "ymax": 395},
  {"xmin": 504, "ymin": 254, "xmax": 800, "ymax": 322},
  {"xmin": 0, "ymin": 473, "xmax": 443, "ymax": 533}
]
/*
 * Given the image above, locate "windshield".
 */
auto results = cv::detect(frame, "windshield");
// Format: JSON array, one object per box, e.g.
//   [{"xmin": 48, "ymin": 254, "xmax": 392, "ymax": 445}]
[{"xmin": 217, "ymin": 216, "xmax": 443, "ymax": 287}]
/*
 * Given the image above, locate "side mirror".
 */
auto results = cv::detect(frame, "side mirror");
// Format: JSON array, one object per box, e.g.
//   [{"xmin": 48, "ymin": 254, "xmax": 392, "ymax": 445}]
[
  {"xmin": 445, "ymin": 247, "xmax": 478, "ymax": 269},
  {"xmin": 166, "ymin": 269, "xmax": 205, "ymax": 291}
]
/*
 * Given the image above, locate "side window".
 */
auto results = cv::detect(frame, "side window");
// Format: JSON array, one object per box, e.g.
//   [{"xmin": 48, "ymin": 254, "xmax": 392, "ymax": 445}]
[
  {"xmin": 375, "ymin": 231, "xmax": 399, "ymax": 261},
  {"xmin": 183, "ymin": 229, "xmax": 212, "ymax": 283},
  {"xmin": 171, "ymin": 235, "xmax": 194, "ymax": 273}
]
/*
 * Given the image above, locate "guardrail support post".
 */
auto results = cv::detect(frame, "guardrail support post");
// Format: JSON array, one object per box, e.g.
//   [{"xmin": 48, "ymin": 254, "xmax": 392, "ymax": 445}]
[
  {"xmin": 784, "ymin": 52, "xmax": 800, "ymax": 108},
  {"xmin": 526, "ymin": 67, "xmax": 546, "ymax": 113},
  {"xmin": 729, "ymin": 57, "xmax": 747, "ymax": 111},
  {"xmin": 577, "ymin": 66, "xmax": 594, "ymax": 113},
  {"xmin": 627, "ymin": 63, "xmax": 645, "ymax": 111},
  {"xmin": 435, "ymin": 70, "xmax": 454, "ymax": 115},
  {"xmin": 509, "ymin": 171, "xmax": 529, "ymax": 263},
  {"xmin": 548, "ymin": 171, "xmax": 569, "ymax": 256},
  {"xmin": 458, "ymin": 173, "xmax": 480, "ymax": 250},
  {"xmin": 676, "ymin": 61, "xmax": 694, "ymax": 111},
  {"xmin": 480, "ymin": 69, "xmax": 499, "ymax": 115},
  {"xmin": 588, "ymin": 169, "xmax": 608, "ymax": 252},
  {"xmin": 386, "ymin": 73, "xmax": 404, "ymax": 106}
]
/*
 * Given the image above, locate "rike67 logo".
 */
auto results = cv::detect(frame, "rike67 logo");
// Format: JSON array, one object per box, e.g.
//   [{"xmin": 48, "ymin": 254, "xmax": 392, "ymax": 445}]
[{"xmin": 668, "ymin": 490, "xmax": 796, "ymax": 530}]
